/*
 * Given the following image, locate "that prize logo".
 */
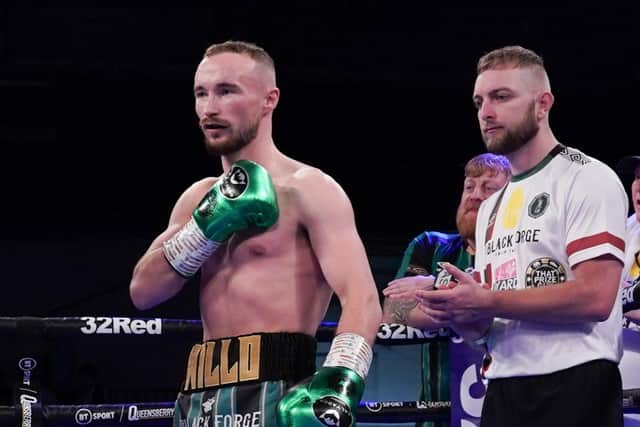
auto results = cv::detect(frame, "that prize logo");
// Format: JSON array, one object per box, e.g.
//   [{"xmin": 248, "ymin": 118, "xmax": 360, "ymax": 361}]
[{"xmin": 525, "ymin": 257, "xmax": 566, "ymax": 288}]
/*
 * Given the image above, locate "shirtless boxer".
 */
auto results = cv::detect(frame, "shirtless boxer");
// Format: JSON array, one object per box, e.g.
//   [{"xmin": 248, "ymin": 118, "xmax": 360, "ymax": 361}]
[{"xmin": 129, "ymin": 40, "xmax": 381, "ymax": 427}]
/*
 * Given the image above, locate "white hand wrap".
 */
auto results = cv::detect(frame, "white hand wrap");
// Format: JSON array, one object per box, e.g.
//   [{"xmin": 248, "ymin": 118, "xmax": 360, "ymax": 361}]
[
  {"xmin": 323, "ymin": 332, "xmax": 373, "ymax": 380},
  {"xmin": 162, "ymin": 218, "xmax": 221, "ymax": 277}
]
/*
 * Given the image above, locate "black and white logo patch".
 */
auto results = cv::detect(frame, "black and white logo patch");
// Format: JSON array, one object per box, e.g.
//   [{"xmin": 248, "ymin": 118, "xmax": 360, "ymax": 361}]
[
  {"xmin": 364, "ymin": 401, "xmax": 382, "ymax": 412},
  {"xmin": 528, "ymin": 192, "xmax": 549, "ymax": 218},
  {"xmin": 525, "ymin": 257, "xmax": 566, "ymax": 288},
  {"xmin": 198, "ymin": 164, "xmax": 249, "ymax": 216},
  {"xmin": 313, "ymin": 396, "xmax": 352, "ymax": 427},
  {"xmin": 75, "ymin": 408, "xmax": 92, "ymax": 425},
  {"xmin": 18, "ymin": 358, "xmax": 37, "ymax": 371},
  {"xmin": 220, "ymin": 164, "xmax": 249, "ymax": 199}
]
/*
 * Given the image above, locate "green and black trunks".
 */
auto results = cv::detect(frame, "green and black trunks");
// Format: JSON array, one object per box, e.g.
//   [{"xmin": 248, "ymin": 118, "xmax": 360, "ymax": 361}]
[{"xmin": 173, "ymin": 332, "xmax": 316, "ymax": 427}]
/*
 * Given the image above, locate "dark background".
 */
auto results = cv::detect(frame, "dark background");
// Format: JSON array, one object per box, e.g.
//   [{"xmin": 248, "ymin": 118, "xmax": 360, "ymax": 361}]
[{"xmin": 1, "ymin": 4, "xmax": 639, "ymax": 318}]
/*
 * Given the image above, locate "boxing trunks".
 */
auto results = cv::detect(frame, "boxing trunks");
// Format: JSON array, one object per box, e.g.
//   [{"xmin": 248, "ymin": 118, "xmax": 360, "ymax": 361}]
[{"xmin": 173, "ymin": 332, "xmax": 316, "ymax": 427}]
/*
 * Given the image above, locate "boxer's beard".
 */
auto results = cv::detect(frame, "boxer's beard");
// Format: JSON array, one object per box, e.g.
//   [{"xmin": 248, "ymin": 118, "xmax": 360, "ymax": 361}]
[
  {"xmin": 483, "ymin": 101, "xmax": 539, "ymax": 155},
  {"xmin": 203, "ymin": 117, "xmax": 260, "ymax": 157},
  {"xmin": 456, "ymin": 201, "xmax": 480, "ymax": 241}
]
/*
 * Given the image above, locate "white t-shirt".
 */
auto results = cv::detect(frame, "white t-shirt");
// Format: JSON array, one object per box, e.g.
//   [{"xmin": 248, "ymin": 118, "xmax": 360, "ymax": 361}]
[{"xmin": 475, "ymin": 145, "xmax": 627, "ymax": 379}]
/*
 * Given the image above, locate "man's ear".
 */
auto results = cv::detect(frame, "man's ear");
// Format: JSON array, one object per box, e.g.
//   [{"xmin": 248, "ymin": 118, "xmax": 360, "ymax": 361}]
[
  {"xmin": 264, "ymin": 87, "xmax": 280, "ymax": 113},
  {"xmin": 537, "ymin": 92, "xmax": 554, "ymax": 120}
]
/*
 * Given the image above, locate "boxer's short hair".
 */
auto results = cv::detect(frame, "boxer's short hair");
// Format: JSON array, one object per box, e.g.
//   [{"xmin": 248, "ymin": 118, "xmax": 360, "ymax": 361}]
[
  {"xmin": 477, "ymin": 46, "xmax": 544, "ymax": 74},
  {"xmin": 204, "ymin": 40, "xmax": 275, "ymax": 73}
]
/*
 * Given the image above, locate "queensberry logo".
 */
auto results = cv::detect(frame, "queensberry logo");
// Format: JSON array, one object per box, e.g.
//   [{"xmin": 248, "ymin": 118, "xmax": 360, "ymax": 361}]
[
  {"xmin": 80, "ymin": 317, "xmax": 162, "ymax": 335},
  {"xmin": 128, "ymin": 405, "xmax": 174, "ymax": 421}
]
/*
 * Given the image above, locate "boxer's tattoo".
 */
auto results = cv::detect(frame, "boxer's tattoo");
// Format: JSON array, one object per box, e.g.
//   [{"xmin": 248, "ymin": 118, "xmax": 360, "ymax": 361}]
[{"xmin": 384, "ymin": 298, "xmax": 419, "ymax": 324}]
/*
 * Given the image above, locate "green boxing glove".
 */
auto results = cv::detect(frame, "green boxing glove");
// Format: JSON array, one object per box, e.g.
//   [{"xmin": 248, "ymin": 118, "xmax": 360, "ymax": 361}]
[
  {"xmin": 276, "ymin": 333, "xmax": 373, "ymax": 427},
  {"xmin": 163, "ymin": 159, "xmax": 279, "ymax": 277}
]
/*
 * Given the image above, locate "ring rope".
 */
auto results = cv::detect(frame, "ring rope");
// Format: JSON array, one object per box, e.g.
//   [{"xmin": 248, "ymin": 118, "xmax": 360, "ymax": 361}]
[
  {"xmin": 0, "ymin": 316, "xmax": 456, "ymax": 345},
  {"xmin": 4, "ymin": 317, "xmax": 640, "ymax": 426}
]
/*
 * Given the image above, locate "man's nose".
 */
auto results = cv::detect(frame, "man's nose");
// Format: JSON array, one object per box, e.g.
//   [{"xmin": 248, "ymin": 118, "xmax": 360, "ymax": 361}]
[
  {"xmin": 479, "ymin": 102, "xmax": 496, "ymax": 122},
  {"xmin": 470, "ymin": 186, "xmax": 487, "ymax": 201},
  {"xmin": 202, "ymin": 95, "xmax": 220, "ymax": 116}
]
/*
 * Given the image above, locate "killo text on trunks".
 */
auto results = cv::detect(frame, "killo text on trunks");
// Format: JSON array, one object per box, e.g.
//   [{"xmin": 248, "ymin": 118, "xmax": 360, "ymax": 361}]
[{"xmin": 182, "ymin": 332, "xmax": 316, "ymax": 393}]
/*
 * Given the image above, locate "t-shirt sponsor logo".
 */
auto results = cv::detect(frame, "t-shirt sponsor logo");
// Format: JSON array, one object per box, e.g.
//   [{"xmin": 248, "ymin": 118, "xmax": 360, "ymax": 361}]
[
  {"xmin": 495, "ymin": 259, "xmax": 516, "ymax": 280},
  {"xmin": 528, "ymin": 192, "xmax": 550, "ymax": 218},
  {"xmin": 525, "ymin": 257, "xmax": 566, "ymax": 288},
  {"xmin": 486, "ymin": 229, "xmax": 540, "ymax": 256},
  {"xmin": 493, "ymin": 259, "xmax": 518, "ymax": 290},
  {"xmin": 493, "ymin": 278, "xmax": 517, "ymax": 290}
]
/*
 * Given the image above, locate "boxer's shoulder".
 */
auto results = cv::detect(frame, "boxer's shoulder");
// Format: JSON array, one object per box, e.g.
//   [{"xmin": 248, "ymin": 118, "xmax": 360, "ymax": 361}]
[
  {"xmin": 168, "ymin": 178, "xmax": 216, "ymax": 217},
  {"xmin": 273, "ymin": 162, "xmax": 343, "ymax": 200}
]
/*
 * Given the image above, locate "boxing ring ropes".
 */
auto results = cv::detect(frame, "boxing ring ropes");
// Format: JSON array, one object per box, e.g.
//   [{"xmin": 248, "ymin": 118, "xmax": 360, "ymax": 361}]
[{"xmin": 2, "ymin": 317, "xmax": 640, "ymax": 426}]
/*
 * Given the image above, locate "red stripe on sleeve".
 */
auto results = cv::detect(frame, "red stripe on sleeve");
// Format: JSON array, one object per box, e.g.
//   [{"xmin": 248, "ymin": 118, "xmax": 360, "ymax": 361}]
[{"xmin": 566, "ymin": 231, "xmax": 625, "ymax": 257}]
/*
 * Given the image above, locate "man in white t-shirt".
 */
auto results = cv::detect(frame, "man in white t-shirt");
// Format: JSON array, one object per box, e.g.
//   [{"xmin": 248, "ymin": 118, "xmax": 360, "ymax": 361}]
[{"xmin": 416, "ymin": 46, "xmax": 627, "ymax": 426}]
